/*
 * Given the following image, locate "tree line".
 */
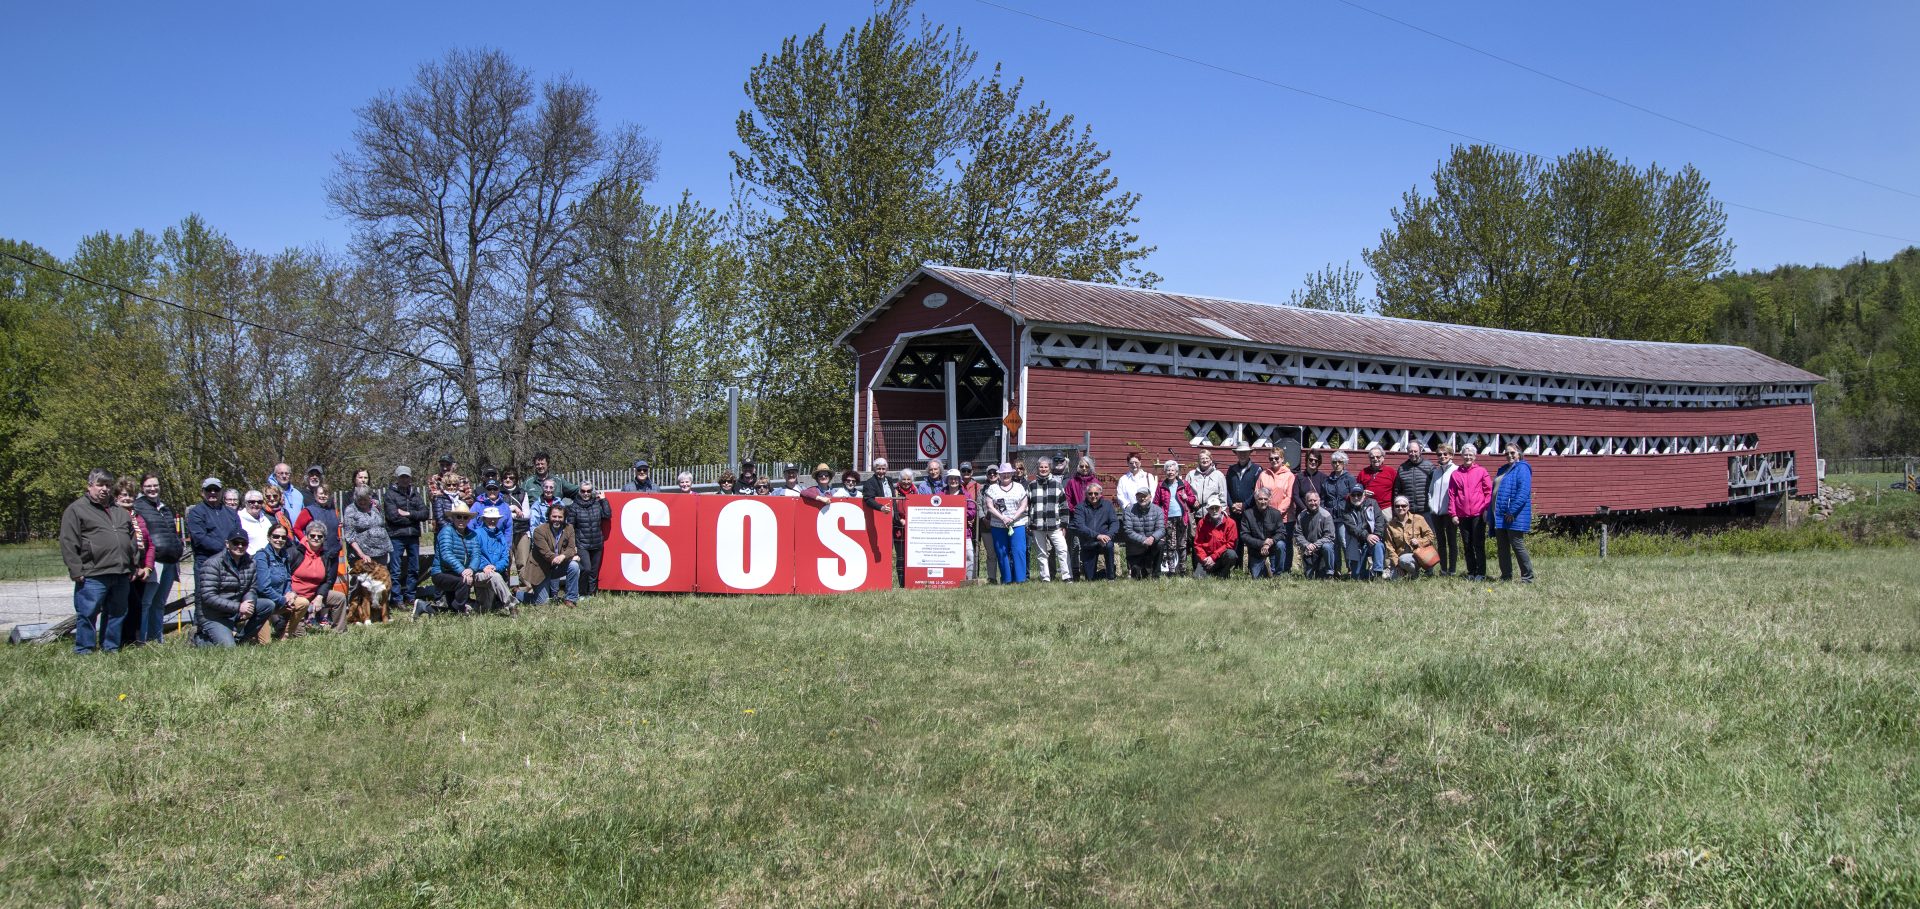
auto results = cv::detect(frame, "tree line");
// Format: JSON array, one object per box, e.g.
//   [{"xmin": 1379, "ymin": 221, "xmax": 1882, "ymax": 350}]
[{"xmin": 6, "ymin": 0, "xmax": 1905, "ymax": 539}]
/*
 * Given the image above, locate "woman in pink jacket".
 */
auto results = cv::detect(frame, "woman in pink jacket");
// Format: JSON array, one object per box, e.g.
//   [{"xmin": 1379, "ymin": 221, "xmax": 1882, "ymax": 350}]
[{"xmin": 1447, "ymin": 444, "xmax": 1494, "ymax": 581}]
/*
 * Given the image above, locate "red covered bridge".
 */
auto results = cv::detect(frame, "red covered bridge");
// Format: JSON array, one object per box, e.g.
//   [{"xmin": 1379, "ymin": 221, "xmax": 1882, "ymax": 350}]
[{"xmin": 836, "ymin": 265, "xmax": 1821, "ymax": 516}]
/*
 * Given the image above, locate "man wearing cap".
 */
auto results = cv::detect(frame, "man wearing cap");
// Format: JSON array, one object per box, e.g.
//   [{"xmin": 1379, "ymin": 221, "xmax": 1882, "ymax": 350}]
[
  {"xmin": 1155, "ymin": 459, "xmax": 1193, "ymax": 576},
  {"xmin": 303, "ymin": 465, "xmax": 326, "ymax": 506},
  {"xmin": 623, "ymin": 460, "xmax": 656, "ymax": 492},
  {"xmin": 1191, "ymin": 494, "xmax": 1240, "ymax": 579},
  {"xmin": 568, "ymin": 480, "xmax": 610, "ymax": 597},
  {"xmin": 736, "ymin": 460, "xmax": 759, "ymax": 495},
  {"xmin": 1293, "ymin": 491, "xmax": 1337, "ymax": 579},
  {"xmin": 435, "ymin": 454, "xmax": 459, "ymax": 495},
  {"xmin": 427, "ymin": 500, "xmax": 478, "ymax": 615},
  {"xmin": 384, "ymin": 465, "xmax": 428, "ymax": 612},
  {"xmin": 770, "ymin": 463, "xmax": 803, "ymax": 497},
  {"xmin": 1338, "ymin": 486, "xmax": 1386, "ymax": 581},
  {"xmin": 59, "ymin": 469, "xmax": 139, "ymax": 654},
  {"xmin": 1120, "ymin": 485, "xmax": 1165, "ymax": 580},
  {"xmin": 467, "ymin": 506, "xmax": 515, "ymax": 614},
  {"xmin": 1068, "ymin": 481, "xmax": 1118, "ymax": 581},
  {"xmin": 1027, "ymin": 456, "xmax": 1071, "ymax": 582},
  {"xmin": 469, "ymin": 477, "xmax": 515, "ymax": 569},
  {"xmin": 185, "ymin": 476, "xmax": 243, "ymax": 565},
  {"xmin": 193, "ymin": 529, "xmax": 269, "ymax": 647},
  {"xmin": 266, "ymin": 462, "xmax": 304, "ymax": 522}
]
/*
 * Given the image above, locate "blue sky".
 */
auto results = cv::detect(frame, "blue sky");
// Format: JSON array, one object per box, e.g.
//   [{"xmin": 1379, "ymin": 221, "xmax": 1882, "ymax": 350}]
[{"xmin": 5, "ymin": 0, "xmax": 1916, "ymax": 303}]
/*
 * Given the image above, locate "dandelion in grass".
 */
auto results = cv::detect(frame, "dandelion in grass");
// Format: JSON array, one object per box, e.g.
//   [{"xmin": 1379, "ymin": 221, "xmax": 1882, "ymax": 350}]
[
  {"xmin": 743, "ymin": 708, "xmax": 756, "ymax": 715},
  {"xmin": 117, "ymin": 693, "xmax": 127, "ymax": 701}
]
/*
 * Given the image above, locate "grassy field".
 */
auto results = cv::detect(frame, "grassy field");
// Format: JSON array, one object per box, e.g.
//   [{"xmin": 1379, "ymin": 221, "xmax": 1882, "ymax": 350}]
[
  {"xmin": 1, "ymin": 549, "xmax": 1916, "ymax": 907},
  {"xmin": 0, "ymin": 541, "xmax": 65, "ymax": 581}
]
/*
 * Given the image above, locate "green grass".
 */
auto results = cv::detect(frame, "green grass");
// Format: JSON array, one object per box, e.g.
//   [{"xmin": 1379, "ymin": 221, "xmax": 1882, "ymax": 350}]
[
  {"xmin": 0, "ymin": 541, "xmax": 65, "ymax": 581},
  {"xmin": 2, "ymin": 550, "xmax": 1917, "ymax": 907}
]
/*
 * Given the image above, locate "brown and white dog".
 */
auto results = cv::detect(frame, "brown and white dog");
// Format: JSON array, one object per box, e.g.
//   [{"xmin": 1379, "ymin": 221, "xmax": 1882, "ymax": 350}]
[{"xmin": 345, "ymin": 558, "xmax": 392, "ymax": 625}]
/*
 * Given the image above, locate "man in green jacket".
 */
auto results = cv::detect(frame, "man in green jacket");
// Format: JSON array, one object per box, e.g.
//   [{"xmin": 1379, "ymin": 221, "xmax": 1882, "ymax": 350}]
[{"xmin": 58, "ymin": 468, "xmax": 139, "ymax": 654}]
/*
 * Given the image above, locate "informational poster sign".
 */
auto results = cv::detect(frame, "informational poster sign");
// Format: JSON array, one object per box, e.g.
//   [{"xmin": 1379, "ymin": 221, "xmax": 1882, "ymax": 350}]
[
  {"xmin": 794, "ymin": 498, "xmax": 894, "ymax": 594},
  {"xmin": 598, "ymin": 492, "xmax": 698, "ymax": 593},
  {"xmin": 902, "ymin": 494, "xmax": 968, "ymax": 589}
]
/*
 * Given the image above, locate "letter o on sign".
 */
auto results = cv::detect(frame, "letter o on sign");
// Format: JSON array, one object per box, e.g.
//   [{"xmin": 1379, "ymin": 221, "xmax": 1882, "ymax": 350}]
[{"xmin": 714, "ymin": 499, "xmax": 779, "ymax": 589}]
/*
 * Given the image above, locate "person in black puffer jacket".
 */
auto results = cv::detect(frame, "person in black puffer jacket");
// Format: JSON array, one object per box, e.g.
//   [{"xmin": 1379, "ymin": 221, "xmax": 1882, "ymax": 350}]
[
  {"xmin": 569, "ymin": 480, "xmax": 612, "ymax": 597},
  {"xmin": 130, "ymin": 474, "xmax": 185, "ymax": 645},
  {"xmin": 193, "ymin": 532, "xmax": 269, "ymax": 647}
]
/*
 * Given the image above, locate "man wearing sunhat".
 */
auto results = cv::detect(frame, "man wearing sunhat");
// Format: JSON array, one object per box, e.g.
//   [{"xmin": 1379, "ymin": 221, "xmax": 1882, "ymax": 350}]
[
  {"xmin": 471, "ymin": 506, "xmax": 516, "ymax": 614},
  {"xmin": 623, "ymin": 460, "xmax": 656, "ymax": 492},
  {"xmin": 427, "ymin": 499, "xmax": 478, "ymax": 616},
  {"xmin": 1191, "ymin": 494, "xmax": 1240, "ymax": 579}
]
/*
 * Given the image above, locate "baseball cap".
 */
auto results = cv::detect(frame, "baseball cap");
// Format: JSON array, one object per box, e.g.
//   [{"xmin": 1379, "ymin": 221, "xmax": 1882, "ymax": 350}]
[
  {"xmin": 633, "ymin": 459, "xmax": 650, "ymax": 470},
  {"xmin": 439, "ymin": 454, "xmax": 454, "ymax": 464},
  {"xmin": 1348, "ymin": 485, "xmax": 1366, "ymax": 496},
  {"xmin": 306, "ymin": 465, "xmax": 324, "ymax": 476},
  {"xmin": 1206, "ymin": 494, "xmax": 1224, "ymax": 507},
  {"xmin": 201, "ymin": 477, "xmax": 223, "ymax": 490},
  {"xmin": 394, "ymin": 465, "xmax": 412, "ymax": 477},
  {"xmin": 944, "ymin": 468, "xmax": 961, "ymax": 478},
  {"xmin": 484, "ymin": 479, "xmax": 500, "ymax": 490},
  {"xmin": 1135, "ymin": 487, "xmax": 1150, "ymax": 497},
  {"xmin": 226, "ymin": 530, "xmax": 249, "ymax": 545},
  {"xmin": 783, "ymin": 462, "xmax": 799, "ymax": 474},
  {"xmin": 959, "ymin": 461, "xmax": 973, "ymax": 471}
]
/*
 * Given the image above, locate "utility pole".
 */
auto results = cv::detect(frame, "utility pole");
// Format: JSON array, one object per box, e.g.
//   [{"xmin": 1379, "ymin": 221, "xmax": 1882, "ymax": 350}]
[{"xmin": 727, "ymin": 386, "xmax": 739, "ymax": 470}]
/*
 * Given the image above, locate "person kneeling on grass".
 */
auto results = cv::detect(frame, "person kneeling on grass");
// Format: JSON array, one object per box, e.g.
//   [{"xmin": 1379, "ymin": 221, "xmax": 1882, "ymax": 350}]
[
  {"xmin": 1192, "ymin": 495, "xmax": 1240, "ymax": 579},
  {"xmin": 291, "ymin": 523, "xmax": 346, "ymax": 629},
  {"xmin": 1384, "ymin": 495, "xmax": 1436, "ymax": 580},
  {"xmin": 1121, "ymin": 487, "xmax": 1165, "ymax": 579},
  {"xmin": 427, "ymin": 501, "xmax": 477, "ymax": 616},
  {"xmin": 252, "ymin": 525, "xmax": 308, "ymax": 642},
  {"xmin": 194, "ymin": 532, "xmax": 272, "ymax": 647},
  {"xmin": 470, "ymin": 507, "xmax": 517, "ymax": 616},
  {"xmin": 527, "ymin": 504, "xmax": 581, "ymax": 607},
  {"xmin": 1293, "ymin": 491, "xmax": 1336, "ymax": 579},
  {"xmin": 1069, "ymin": 482, "xmax": 1119, "ymax": 581}
]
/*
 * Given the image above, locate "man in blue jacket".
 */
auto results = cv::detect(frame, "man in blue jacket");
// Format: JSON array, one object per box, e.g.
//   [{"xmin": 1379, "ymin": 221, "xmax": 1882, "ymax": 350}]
[
  {"xmin": 470, "ymin": 506, "xmax": 516, "ymax": 615},
  {"xmin": 184, "ymin": 477, "xmax": 243, "ymax": 564},
  {"xmin": 1493, "ymin": 445, "xmax": 1536, "ymax": 583}
]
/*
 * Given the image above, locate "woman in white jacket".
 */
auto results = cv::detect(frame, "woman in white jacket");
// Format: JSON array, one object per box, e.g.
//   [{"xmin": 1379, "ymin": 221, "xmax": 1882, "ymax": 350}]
[{"xmin": 1427, "ymin": 444, "xmax": 1460, "ymax": 576}]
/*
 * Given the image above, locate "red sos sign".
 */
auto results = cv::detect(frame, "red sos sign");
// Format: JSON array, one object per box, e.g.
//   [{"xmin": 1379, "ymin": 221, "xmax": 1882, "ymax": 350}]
[{"xmin": 597, "ymin": 493, "xmax": 892, "ymax": 594}]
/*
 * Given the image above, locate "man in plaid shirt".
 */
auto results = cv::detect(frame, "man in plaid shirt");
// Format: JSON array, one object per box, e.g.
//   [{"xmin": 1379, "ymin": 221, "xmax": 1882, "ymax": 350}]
[{"xmin": 1027, "ymin": 457, "xmax": 1071, "ymax": 581}]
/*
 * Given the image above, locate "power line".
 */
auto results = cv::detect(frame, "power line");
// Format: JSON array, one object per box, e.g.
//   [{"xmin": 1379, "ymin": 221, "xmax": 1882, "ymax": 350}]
[
  {"xmin": 964, "ymin": 0, "xmax": 1920, "ymax": 246},
  {"xmin": 1331, "ymin": 0, "xmax": 1920, "ymax": 203},
  {"xmin": 0, "ymin": 247, "xmax": 749, "ymax": 392}
]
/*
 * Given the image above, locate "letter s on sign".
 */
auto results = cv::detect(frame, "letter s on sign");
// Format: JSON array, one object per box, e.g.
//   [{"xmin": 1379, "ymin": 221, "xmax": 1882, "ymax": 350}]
[
  {"xmin": 815, "ymin": 501, "xmax": 867, "ymax": 592},
  {"xmin": 619, "ymin": 497, "xmax": 673, "ymax": 586}
]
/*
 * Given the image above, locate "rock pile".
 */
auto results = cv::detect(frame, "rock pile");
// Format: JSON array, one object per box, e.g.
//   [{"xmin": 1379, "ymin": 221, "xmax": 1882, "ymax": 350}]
[{"xmin": 1808, "ymin": 482, "xmax": 1855, "ymax": 521}]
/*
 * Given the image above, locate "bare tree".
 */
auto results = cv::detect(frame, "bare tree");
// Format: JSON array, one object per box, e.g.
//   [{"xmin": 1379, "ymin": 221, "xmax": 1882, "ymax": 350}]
[{"xmin": 328, "ymin": 48, "xmax": 655, "ymax": 468}]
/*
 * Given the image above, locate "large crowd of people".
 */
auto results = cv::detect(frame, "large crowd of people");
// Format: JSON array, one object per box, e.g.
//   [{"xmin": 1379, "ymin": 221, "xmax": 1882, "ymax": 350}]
[{"xmin": 54, "ymin": 444, "xmax": 1538, "ymax": 654}]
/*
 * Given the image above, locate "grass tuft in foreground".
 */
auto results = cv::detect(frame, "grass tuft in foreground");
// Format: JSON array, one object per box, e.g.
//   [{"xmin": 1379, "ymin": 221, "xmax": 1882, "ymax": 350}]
[{"xmin": 1, "ymin": 548, "xmax": 1916, "ymax": 906}]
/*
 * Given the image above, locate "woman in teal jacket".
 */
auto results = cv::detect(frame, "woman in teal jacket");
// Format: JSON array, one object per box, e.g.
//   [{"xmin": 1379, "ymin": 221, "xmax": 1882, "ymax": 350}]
[{"xmin": 1492, "ymin": 444, "xmax": 1535, "ymax": 583}]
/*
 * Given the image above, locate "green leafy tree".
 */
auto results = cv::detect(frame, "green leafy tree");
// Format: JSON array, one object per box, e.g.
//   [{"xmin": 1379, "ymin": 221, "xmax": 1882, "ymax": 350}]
[
  {"xmin": 1285, "ymin": 262, "xmax": 1371, "ymax": 314},
  {"xmin": 732, "ymin": 0, "xmax": 1154, "ymax": 459},
  {"xmin": 1366, "ymin": 144, "xmax": 1733, "ymax": 342}
]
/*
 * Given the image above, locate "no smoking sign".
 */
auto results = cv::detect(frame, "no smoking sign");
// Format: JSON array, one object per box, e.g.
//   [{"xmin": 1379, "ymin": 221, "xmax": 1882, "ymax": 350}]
[{"xmin": 915, "ymin": 421, "xmax": 948, "ymax": 461}]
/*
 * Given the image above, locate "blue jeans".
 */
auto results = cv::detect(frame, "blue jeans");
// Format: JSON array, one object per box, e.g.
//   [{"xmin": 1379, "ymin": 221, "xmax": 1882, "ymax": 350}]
[
  {"xmin": 992, "ymin": 526, "xmax": 1028, "ymax": 583},
  {"xmin": 1247, "ymin": 538, "xmax": 1289, "ymax": 578},
  {"xmin": 194, "ymin": 604, "xmax": 273, "ymax": 648},
  {"xmin": 1078, "ymin": 539, "xmax": 1114, "ymax": 580},
  {"xmin": 1298, "ymin": 544, "xmax": 1334, "ymax": 578},
  {"xmin": 533, "ymin": 560, "xmax": 581, "ymax": 604},
  {"xmin": 389, "ymin": 539, "xmax": 420, "ymax": 604},
  {"xmin": 1347, "ymin": 538, "xmax": 1386, "ymax": 578},
  {"xmin": 73, "ymin": 574, "xmax": 131, "ymax": 654},
  {"xmin": 136, "ymin": 561, "xmax": 178, "ymax": 643}
]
